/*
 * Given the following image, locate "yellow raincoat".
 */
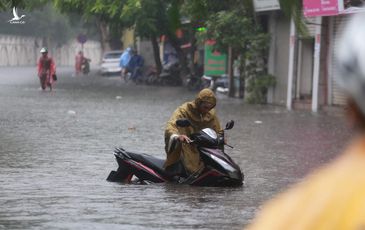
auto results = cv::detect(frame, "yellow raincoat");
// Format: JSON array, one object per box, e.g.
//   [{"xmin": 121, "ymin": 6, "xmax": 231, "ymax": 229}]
[
  {"xmin": 164, "ymin": 89, "xmax": 221, "ymax": 174},
  {"xmin": 246, "ymin": 135, "xmax": 365, "ymax": 230}
]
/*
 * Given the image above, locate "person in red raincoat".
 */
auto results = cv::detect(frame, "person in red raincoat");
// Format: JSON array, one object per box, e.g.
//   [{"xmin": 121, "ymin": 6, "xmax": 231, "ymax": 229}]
[
  {"xmin": 37, "ymin": 47, "xmax": 56, "ymax": 91},
  {"xmin": 75, "ymin": 50, "xmax": 83, "ymax": 76}
]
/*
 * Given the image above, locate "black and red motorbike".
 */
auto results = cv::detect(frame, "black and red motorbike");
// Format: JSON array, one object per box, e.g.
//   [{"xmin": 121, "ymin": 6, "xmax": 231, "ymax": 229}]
[
  {"xmin": 107, "ymin": 119, "xmax": 243, "ymax": 187},
  {"xmin": 81, "ymin": 58, "xmax": 91, "ymax": 75}
]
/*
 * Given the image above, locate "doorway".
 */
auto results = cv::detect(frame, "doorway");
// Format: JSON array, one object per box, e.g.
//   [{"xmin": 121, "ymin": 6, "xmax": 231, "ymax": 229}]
[{"xmin": 295, "ymin": 38, "xmax": 314, "ymax": 101}]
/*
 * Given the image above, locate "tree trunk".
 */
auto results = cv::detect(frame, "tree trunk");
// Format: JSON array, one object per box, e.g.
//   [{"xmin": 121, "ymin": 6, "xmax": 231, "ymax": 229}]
[
  {"xmin": 109, "ymin": 32, "xmax": 123, "ymax": 50},
  {"xmin": 239, "ymin": 52, "xmax": 246, "ymax": 99},
  {"xmin": 96, "ymin": 19, "xmax": 111, "ymax": 55},
  {"xmin": 228, "ymin": 46, "xmax": 235, "ymax": 98},
  {"xmin": 151, "ymin": 36, "xmax": 162, "ymax": 74},
  {"xmin": 167, "ymin": 34, "xmax": 188, "ymax": 76},
  {"xmin": 108, "ymin": 23, "xmax": 123, "ymax": 50},
  {"xmin": 189, "ymin": 30, "xmax": 197, "ymax": 75}
]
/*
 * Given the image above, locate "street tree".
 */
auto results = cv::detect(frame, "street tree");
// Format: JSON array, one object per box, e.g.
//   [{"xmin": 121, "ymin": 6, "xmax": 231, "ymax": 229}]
[
  {"xmin": 53, "ymin": 0, "xmax": 185, "ymax": 74},
  {"xmin": 108, "ymin": 0, "xmax": 167, "ymax": 73},
  {"xmin": 53, "ymin": 0, "xmax": 126, "ymax": 53},
  {"xmin": 181, "ymin": 0, "xmax": 232, "ymax": 78},
  {"xmin": 0, "ymin": 2, "xmax": 85, "ymax": 49},
  {"xmin": 0, "ymin": 0, "xmax": 28, "ymax": 10},
  {"xmin": 0, "ymin": 0, "xmax": 49, "ymax": 11},
  {"xmin": 118, "ymin": 0, "xmax": 185, "ymax": 73},
  {"xmin": 278, "ymin": 0, "xmax": 308, "ymax": 35},
  {"xmin": 183, "ymin": 0, "xmax": 271, "ymax": 101}
]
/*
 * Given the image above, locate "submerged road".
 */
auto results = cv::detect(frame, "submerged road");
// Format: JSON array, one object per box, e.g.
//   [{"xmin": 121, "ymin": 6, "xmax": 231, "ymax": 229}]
[{"xmin": 0, "ymin": 66, "xmax": 351, "ymax": 229}]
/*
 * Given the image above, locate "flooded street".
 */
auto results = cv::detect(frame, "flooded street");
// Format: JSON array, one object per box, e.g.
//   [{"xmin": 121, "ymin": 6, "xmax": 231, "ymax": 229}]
[{"xmin": 0, "ymin": 67, "xmax": 351, "ymax": 230}]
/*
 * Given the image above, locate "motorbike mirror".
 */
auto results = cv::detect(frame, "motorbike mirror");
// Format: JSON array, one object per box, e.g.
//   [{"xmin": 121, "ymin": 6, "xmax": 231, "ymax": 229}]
[
  {"xmin": 176, "ymin": 119, "xmax": 192, "ymax": 127},
  {"xmin": 225, "ymin": 120, "xmax": 234, "ymax": 130}
]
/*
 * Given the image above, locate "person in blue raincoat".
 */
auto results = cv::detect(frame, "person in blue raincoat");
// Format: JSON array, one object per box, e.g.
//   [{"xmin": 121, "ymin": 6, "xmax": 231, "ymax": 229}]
[
  {"xmin": 119, "ymin": 47, "xmax": 132, "ymax": 80},
  {"xmin": 127, "ymin": 49, "xmax": 144, "ymax": 82}
]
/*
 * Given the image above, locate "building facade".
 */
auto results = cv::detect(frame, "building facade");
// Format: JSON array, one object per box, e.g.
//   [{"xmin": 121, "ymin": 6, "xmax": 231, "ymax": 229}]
[{"xmin": 258, "ymin": 0, "xmax": 362, "ymax": 112}]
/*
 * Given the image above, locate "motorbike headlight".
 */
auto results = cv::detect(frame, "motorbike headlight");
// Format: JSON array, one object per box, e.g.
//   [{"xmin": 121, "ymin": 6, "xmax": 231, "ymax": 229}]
[{"xmin": 210, "ymin": 154, "xmax": 236, "ymax": 172}]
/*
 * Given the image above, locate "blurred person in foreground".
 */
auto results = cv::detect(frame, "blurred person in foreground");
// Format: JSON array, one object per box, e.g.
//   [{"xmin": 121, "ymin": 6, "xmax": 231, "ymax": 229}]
[
  {"xmin": 37, "ymin": 47, "xmax": 56, "ymax": 91},
  {"xmin": 164, "ymin": 88, "xmax": 221, "ymax": 177},
  {"xmin": 246, "ymin": 12, "xmax": 365, "ymax": 230}
]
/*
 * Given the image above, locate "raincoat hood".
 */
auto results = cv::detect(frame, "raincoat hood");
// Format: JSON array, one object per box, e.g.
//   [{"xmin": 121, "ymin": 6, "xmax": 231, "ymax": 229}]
[{"xmin": 194, "ymin": 88, "xmax": 216, "ymax": 108}]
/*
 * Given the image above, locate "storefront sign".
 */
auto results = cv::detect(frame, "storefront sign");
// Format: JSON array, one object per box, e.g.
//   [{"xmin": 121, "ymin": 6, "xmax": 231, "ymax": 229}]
[
  {"xmin": 253, "ymin": 0, "xmax": 280, "ymax": 12},
  {"xmin": 303, "ymin": 0, "xmax": 338, "ymax": 17},
  {"xmin": 304, "ymin": 0, "xmax": 365, "ymax": 17},
  {"xmin": 204, "ymin": 40, "xmax": 227, "ymax": 76}
]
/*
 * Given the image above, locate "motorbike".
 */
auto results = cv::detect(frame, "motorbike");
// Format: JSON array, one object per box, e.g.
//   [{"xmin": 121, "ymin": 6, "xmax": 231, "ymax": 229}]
[
  {"xmin": 215, "ymin": 74, "xmax": 229, "ymax": 93},
  {"xmin": 201, "ymin": 75, "xmax": 215, "ymax": 89},
  {"xmin": 186, "ymin": 65, "xmax": 205, "ymax": 91},
  {"xmin": 124, "ymin": 66, "xmax": 148, "ymax": 85},
  {"xmin": 107, "ymin": 119, "xmax": 243, "ymax": 187},
  {"xmin": 201, "ymin": 74, "xmax": 229, "ymax": 93},
  {"xmin": 186, "ymin": 73, "xmax": 202, "ymax": 91},
  {"xmin": 81, "ymin": 58, "xmax": 91, "ymax": 75},
  {"xmin": 143, "ymin": 65, "xmax": 159, "ymax": 85},
  {"xmin": 186, "ymin": 71, "xmax": 205, "ymax": 91},
  {"xmin": 157, "ymin": 62, "xmax": 183, "ymax": 86}
]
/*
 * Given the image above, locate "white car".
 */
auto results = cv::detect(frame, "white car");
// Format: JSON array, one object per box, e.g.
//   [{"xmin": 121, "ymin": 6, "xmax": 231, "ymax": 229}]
[{"xmin": 100, "ymin": 50, "xmax": 123, "ymax": 75}]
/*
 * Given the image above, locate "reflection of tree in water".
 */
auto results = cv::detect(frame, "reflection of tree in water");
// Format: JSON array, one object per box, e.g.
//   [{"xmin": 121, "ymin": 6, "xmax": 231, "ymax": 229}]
[{"xmin": 345, "ymin": 0, "xmax": 365, "ymax": 7}]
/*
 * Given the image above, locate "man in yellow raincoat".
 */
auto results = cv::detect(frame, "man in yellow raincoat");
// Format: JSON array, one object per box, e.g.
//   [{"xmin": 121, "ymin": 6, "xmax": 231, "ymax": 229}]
[
  {"xmin": 246, "ymin": 12, "xmax": 365, "ymax": 230},
  {"xmin": 164, "ymin": 88, "xmax": 221, "ymax": 177}
]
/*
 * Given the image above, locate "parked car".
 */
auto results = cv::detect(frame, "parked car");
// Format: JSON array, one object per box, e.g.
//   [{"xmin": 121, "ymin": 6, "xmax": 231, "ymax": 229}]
[{"xmin": 100, "ymin": 50, "xmax": 123, "ymax": 76}]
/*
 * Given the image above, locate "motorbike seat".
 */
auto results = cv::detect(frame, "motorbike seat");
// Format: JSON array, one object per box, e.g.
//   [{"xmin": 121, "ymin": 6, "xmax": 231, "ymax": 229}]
[{"xmin": 125, "ymin": 152, "xmax": 169, "ymax": 177}]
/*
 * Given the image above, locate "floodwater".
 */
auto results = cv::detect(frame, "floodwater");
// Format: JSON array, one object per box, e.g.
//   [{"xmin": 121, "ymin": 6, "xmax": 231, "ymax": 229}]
[{"xmin": 0, "ymin": 67, "xmax": 351, "ymax": 229}]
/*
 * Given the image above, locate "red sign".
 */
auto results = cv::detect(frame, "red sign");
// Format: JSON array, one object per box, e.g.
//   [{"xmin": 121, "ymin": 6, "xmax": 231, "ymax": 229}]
[{"xmin": 303, "ymin": 0, "xmax": 338, "ymax": 17}]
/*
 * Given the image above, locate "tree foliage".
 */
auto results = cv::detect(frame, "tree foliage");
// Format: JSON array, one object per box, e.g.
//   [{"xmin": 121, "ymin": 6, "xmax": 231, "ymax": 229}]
[
  {"xmin": 118, "ymin": 0, "xmax": 187, "ymax": 72},
  {"xmin": 0, "ymin": 0, "xmax": 304, "ymax": 102},
  {"xmin": 0, "ymin": 0, "xmax": 49, "ymax": 11},
  {"xmin": 278, "ymin": 0, "xmax": 308, "ymax": 35},
  {"xmin": 0, "ymin": 3, "xmax": 84, "ymax": 46},
  {"xmin": 53, "ymin": 0, "xmax": 127, "ymax": 51},
  {"xmin": 183, "ymin": 0, "xmax": 271, "ymax": 100}
]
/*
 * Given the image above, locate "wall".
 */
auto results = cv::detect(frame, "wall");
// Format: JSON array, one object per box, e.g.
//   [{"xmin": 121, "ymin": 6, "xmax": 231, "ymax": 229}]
[
  {"xmin": 137, "ymin": 38, "xmax": 155, "ymax": 68},
  {"xmin": 268, "ymin": 12, "xmax": 291, "ymax": 105},
  {"xmin": 122, "ymin": 29, "xmax": 135, "ymax": 49},
  {"xmin": 0, "ymin": 34, "xmax": 102, "ymax": 67}
]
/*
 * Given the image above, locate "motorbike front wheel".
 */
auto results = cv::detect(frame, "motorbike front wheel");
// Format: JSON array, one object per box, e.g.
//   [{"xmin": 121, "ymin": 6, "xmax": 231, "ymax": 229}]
[
  {"xmin": 187, "ymin": 78, "xmax": 202, "ymax": 91},
  {"xmin": 124, "ymin": 73, "xmax": 131, "ymax": 83}
]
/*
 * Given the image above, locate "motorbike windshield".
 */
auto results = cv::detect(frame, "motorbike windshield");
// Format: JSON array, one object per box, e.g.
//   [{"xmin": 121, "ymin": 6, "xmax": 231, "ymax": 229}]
[{"xmin": 201, "ymin": 128, "xmax": 217, "ymax": 139}]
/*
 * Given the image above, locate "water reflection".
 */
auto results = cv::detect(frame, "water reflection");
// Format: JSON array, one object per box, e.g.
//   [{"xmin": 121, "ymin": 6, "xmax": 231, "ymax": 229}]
[{"xmin": 0, "ymin": 67, "xmax": 351, "ymax": 229}]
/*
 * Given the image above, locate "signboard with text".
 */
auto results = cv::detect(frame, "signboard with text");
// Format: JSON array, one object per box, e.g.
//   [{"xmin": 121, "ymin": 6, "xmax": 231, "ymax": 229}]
[
  {"xmin": 303, "ymin": 0, "xmax": 338, "ymax": 17},
  {"xmin": 204, "ymin": 41, "xmax": 227, "ymax": 76},
  {"xmin": 253, "ymin": 0, "xmax": 280, "ymax": 12},
  {"xmin": 303, "ymin": 0, "xmax": 365, "ymax": 17}
]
